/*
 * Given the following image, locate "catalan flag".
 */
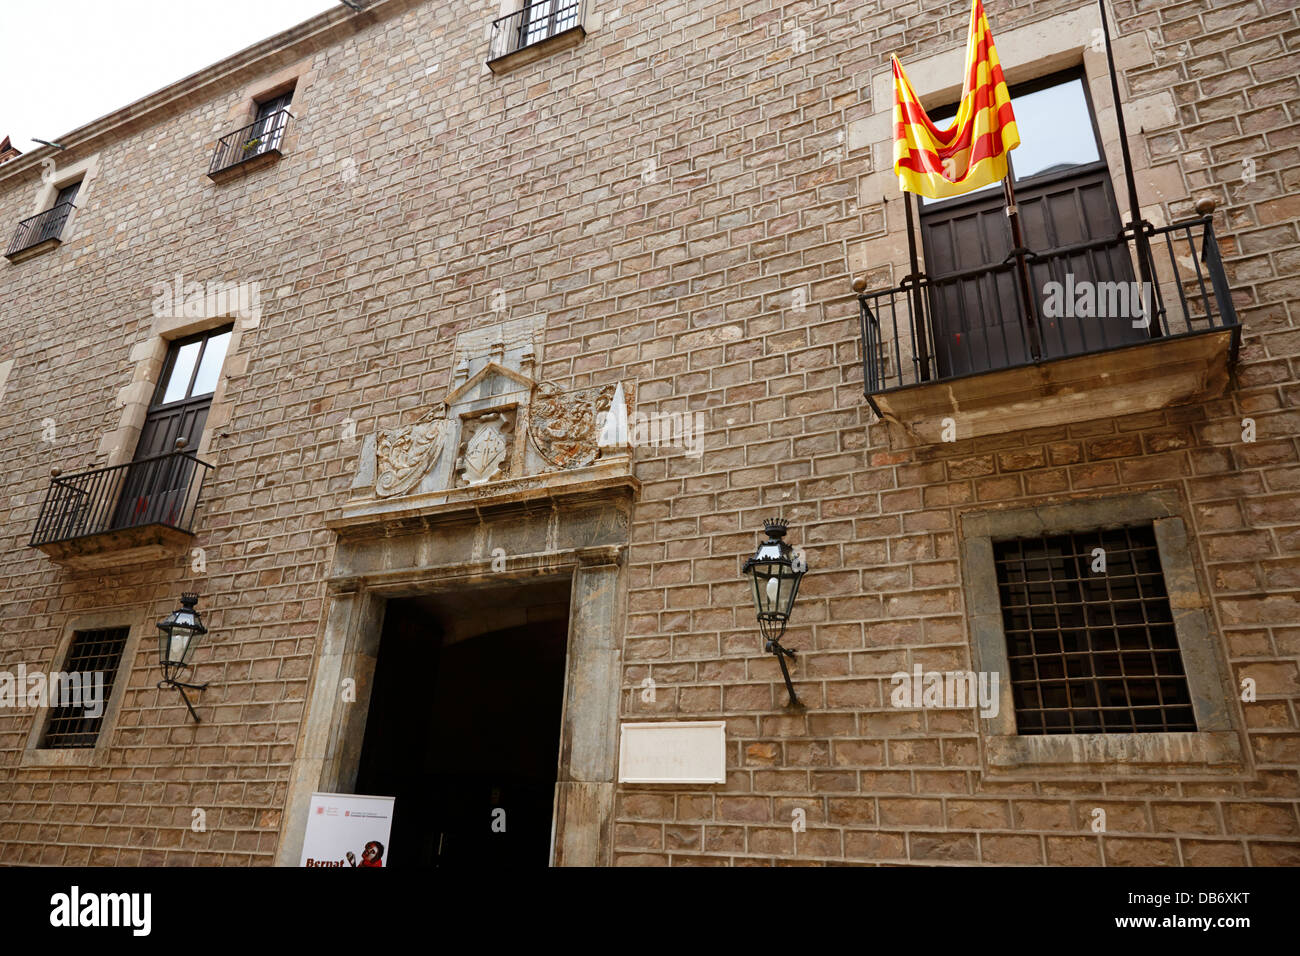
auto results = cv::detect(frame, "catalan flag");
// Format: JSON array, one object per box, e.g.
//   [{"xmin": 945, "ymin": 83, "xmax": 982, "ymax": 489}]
[{"xmin": 892, "ymin": 0, "xmax": 1020, "ymax": 199}]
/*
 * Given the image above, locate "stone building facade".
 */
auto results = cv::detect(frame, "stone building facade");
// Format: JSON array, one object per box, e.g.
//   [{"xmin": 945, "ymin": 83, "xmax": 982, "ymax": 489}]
[{"xmin": 0, "ymin": 0, "xmax": 1297, "ymax": 866}]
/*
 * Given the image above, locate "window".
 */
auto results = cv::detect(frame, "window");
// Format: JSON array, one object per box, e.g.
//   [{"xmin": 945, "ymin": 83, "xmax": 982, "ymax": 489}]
[
  {"xmin": 41, "ymin": 627, "xmax": 130, "ymax": 749},
  {"xmin": 5, "ymin": 179, "xmax": 83, "ymax": 259},
  {"xmin": 109, "ymin": 325, "xmax": 230, "ymax": 531},
  {"xmin": 917, "ymin": 68, "xmax": 1139, "ymax": 378},
  {"xmin": 209, "ymin": 89, "xmax": 294, "ymax": 176},
  {"xmin": 53, "ymin": 180, "xmax": 82, "ymax": 210},
  {"xmin": 994, "ymin": 525, "xmax": 1196, "ymax": 735},
  {"xmin": 960, "ymin": 492, "xmax": 1244, "ymax": 773},
  {"xmin": 155, "ymin": 326, "xmax": 232, "ymax": 410},
  {"xmin": 521, "ymin": 1, "xmax": 581, "ymax": 47},
  {"xmin": 1006, "ymin": 76, "xmax": 1101, "ymax": 180},
  {"xmin": 920, "ymin": 72, "xmax": 1103, "ymax": 206},
  {"xmin": 254, "ymin": 90, "xmax": 293, "ymax": 152},
  {"xmin": 488, "ymin": 0, "xmax": 586, "ymax": 70}
]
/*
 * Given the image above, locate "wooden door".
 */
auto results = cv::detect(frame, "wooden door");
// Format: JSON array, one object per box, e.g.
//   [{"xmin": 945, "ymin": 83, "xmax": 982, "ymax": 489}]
[
  {"xmin": 36, "ymin": 180, "xmax": 81, "ymax": 245},
  {"xmin": 919, "ymin": 70, "xmax": 1143, "ymax": 377},
  {"xmin": 254, "ymin": 91, "xmax": 293, "ymax": 153},
  {"xmin": 114, "ymin": 326, "xmax": 231, "ymax": 530}
]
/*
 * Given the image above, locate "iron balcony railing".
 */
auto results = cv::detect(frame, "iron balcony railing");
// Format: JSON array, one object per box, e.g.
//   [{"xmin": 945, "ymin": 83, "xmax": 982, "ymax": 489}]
[
  {"xmin": 858, "ymin": 216, "xmax": 1241, "ymax": 395},
  {"xmin": 489, "ymin": 0, "xmax": 584, "ymax": 61},
  {"xmin": 30, "ymin": 450, "xmax": 213, "ymax": 548},
  {"xmin": 6, "ymin": 202, "xmax": 75, "ymax": 258},
  {"xmin": 209, "ymin": 108, "xmax": 292, "ymax": 175}
]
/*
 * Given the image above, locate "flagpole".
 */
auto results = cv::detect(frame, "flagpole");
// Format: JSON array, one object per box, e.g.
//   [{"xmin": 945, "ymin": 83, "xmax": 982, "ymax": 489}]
[
  {"xmin": 1098, "ymin": 0, "xmax": 1161, "ymax": 338},
  {"xmin": 902, "ymin": 191, "xmax": 932, "ymax": 382},
  {"xmin": 1002, "ymin": 175, "xmax": 1042, "ymax": 361}
]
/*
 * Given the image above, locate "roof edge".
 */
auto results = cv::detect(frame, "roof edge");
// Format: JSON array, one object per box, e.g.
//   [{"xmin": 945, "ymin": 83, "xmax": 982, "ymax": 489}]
[{"xmin": 0, "ymin": 0, "xmax": 420, "ymax": 184}]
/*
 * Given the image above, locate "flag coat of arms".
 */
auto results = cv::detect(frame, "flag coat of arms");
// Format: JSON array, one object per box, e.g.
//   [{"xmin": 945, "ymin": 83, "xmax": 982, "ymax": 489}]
[{"xmin": 892, "ymin": 0, "xmax": 1020, "ymax": 199}]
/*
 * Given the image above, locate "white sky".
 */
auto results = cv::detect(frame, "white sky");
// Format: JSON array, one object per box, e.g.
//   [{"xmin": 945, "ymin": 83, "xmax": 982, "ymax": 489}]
[{"xmin": 0, "ymin": 0, "xmax": 340, "ymax": 149}]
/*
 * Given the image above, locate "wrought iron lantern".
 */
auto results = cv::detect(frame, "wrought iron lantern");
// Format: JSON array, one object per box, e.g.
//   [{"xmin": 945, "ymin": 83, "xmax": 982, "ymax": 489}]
[
  {"xmin": 742, "ymin": 518, "xmax": 807, "ymax": 707},
  {"xmin": 156, "ymin": 592, "xmax": 209, "ymax": 723}
]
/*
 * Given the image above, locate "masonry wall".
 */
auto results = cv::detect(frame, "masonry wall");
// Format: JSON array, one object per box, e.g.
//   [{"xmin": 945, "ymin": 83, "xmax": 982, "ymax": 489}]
[{"xmin": 0, "ymin": 0, "xmax": 1296, "ymax": 866}]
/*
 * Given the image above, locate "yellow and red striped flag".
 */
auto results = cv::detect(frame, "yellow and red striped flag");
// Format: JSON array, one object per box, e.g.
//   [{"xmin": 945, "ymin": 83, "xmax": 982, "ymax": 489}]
[{"xmin": 892, "ymin": 0, "xmax": 1020, "ymax": 199}]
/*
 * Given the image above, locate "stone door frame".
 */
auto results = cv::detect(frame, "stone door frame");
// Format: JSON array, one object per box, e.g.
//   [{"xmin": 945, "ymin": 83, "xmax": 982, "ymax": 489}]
[{"xmin": 275, "ymin": 503, "xmax": 629, "ymax": 867}]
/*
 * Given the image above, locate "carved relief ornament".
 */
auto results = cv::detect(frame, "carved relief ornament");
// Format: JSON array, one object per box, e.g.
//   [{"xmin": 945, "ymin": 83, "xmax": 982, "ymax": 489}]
[{"xmin": 375, "ymin": 409, "xmax": 449, "ymax": 497}]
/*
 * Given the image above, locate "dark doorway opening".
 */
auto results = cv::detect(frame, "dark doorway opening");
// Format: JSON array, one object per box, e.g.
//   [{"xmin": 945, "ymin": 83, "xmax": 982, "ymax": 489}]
[{"xmin": 354, "ymin": 578, "xmax": 570, "ymax": 866}]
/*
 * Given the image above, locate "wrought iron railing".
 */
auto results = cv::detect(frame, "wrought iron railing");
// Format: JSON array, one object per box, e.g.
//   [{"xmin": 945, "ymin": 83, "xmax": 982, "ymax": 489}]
[
  {"xmin": 858, "ymin": 216, "xmax": 1241, "ymax": 394},
  {"xmin": 489, "ymin": 0, "xmax": 584, "ymax": 61},
  {"xmin": 6, "ymin": 202, "xmax": 75, "ymax": 258},
  {"xmin": 30, "ymin": 451, "xmax": 212, "ymax": 548},
  {"xmin": 209, "ymin": 108, "xmax": 292, "ymax": 175}
]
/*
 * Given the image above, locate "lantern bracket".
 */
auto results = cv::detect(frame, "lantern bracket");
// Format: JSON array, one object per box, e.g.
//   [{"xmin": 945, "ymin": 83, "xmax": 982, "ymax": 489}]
[
  {"xmin": 157, "ymin": 675, "xmax": 208, "ymax": 723},
  {"xmin": 765, "ymin": 638, "xmax": 801, "ymax": 709}
]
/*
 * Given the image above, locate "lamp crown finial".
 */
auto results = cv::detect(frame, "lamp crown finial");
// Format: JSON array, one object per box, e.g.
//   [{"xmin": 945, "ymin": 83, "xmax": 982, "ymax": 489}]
[
  {"xmin": 762, "ymin": 517, "xmax": 789, "ymax": 538},
  {"xmin": 180, "ymin": 592, "xmax": 200, "ymax": 608}
]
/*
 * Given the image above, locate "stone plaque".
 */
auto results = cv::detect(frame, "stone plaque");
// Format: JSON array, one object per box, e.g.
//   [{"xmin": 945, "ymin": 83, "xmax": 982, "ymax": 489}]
[{"xmin": 617, "ymin": 721, "xmax": 727, "ymax": 784}]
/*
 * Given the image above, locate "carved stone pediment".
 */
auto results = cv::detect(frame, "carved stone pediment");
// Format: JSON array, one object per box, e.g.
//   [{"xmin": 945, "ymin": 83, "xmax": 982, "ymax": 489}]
[
  {"xmin": 446, "ymin": 362, "xmax": 533, "ymax": 406},
  {"xmin": 341, "ymin": 316, "xmax": 637, "ymax": 528}
]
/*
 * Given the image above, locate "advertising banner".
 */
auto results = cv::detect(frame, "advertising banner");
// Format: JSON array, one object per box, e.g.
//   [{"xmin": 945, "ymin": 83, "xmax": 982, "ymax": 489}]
[{"xmin": 299, "ymin": 792, "xmax": 395, "ymax": 868}]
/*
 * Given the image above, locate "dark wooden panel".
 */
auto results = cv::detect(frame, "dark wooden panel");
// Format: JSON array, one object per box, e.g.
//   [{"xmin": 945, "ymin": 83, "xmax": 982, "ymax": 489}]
[{"xmin": 921, "ymin": 165, "xmax": 1141, "ymax": 375}]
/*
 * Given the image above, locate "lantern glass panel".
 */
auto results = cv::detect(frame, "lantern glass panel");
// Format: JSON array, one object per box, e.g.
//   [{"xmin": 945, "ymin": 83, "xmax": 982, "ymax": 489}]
[
  {"xmin": 158, "ymin": 627, "xmax": 188, "ymax": 667},
  {"xmin": 749, "ymin": 561, "xmax": 788, "ymax": 617},
  {"xmin": 774, "ymin": 570, "xmax": 799, "ymax": 618}
]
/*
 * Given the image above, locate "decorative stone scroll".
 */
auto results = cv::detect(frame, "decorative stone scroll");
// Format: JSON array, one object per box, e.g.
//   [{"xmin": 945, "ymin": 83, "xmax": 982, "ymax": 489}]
[{"xmin": 375, "ymin": 408, "xmax": 449, "ymax": 497}]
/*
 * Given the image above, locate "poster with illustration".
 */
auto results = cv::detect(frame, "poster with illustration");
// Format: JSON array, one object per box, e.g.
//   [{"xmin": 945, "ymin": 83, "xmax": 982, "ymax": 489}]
[{"xmin": 299, "ymin": 792, "xmax": 395, "ymax": 868}]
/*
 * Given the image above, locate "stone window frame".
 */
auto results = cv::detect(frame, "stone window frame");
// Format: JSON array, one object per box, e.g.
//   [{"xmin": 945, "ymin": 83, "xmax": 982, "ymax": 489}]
[
  {"xmin": 98, "ymin": 311, "xmax": 249, "ymax": 471},
  {"xmin": 848, "ymin": 4, "xmax": 1186, "ymax": 287},
  {"xmin": 213, "ymin": 59, "xmax": 315, "ymax": 172},
  {"xmin": 960, "ymin": 489, "xmax": 1246, "ymax": 777},
  {"xmin": 19, "ymin": 613, "xmax": 145, "ymax": 769},
  {"xmin": 11, "ymin": 151, "xmax": 102, "ymax": 257}
]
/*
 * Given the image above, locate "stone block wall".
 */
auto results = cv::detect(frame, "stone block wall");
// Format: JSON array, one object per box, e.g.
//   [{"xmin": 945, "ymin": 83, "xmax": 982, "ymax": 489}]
[{"xmin": 0, "ymin": 0, "xmax": 1295, "ymax": 865}]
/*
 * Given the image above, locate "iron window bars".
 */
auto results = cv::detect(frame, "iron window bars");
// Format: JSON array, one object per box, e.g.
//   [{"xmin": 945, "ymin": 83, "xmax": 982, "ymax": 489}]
[
  {"xmin": 209, "ymin": 108, "xmax": 292, "ymax": 176},
  {"xmin": 5, "ymin": 202, "xmax": 75, "ymax": 259},
  {"xmin": 993, "ymin": 525, "xmax": 1197, "ymax": 735},
  {"xmin": 41, "ymin": 627, "xmax": 130, "ymax": 748},
  {"xmin": 858, "ymin": 214, "xmax": 1240, "ymax": 396},
  {"xmin": 30, "ymin": 451, "xmax": 212, "ymax": 548},
  {"xmin": 489, "ymin": 0, "xmax": 584, "ymax": 61}
]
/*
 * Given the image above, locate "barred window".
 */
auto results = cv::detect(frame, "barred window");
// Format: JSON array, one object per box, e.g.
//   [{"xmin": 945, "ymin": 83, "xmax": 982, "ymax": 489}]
[
  {"xmin": 41, "ymin": 627, "xmax": 129, "ymax": 749},
  {"xmin": 994, "ymin": 525, "xmax": 1197, "ymax": 735}
]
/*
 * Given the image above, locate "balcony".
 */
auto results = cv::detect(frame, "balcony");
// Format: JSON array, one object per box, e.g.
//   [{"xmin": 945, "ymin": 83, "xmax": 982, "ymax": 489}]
[
  {"xmin": 488, "ymin": 0, "xmax": 585, "ymax": 74},
  {"xmin": 5, "ymin": 202, "xmax": 74, "ymax": 263},
  {"xmin": 30, "ymin": 451, "xmax": 213, "ymax": 569},
  {"xmin": 208, "ymin": 108, "xmax": 291, "ymax": 181},
  {"xmin": 857, "ymin": 215, "xmax": 1241, "ymax": 442}
]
